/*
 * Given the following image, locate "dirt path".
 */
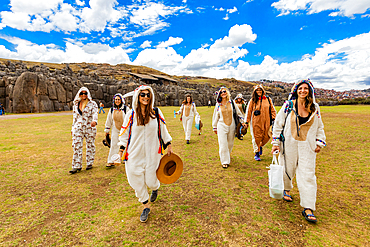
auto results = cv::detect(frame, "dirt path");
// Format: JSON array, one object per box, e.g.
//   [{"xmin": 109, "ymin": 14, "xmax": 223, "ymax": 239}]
[{"xmin": 0, "ymin": 112, "xmax": 73, "ymax": 120}]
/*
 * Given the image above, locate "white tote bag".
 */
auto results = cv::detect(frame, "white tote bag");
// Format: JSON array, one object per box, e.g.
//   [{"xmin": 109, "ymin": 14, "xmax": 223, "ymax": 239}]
[
  {"xmin": 195, "ymin": 114, "xmax": 201, "ymax": 130},
  {"xmin": 268, "ymin": 153, "xmax": 284, "ymax": 199}
]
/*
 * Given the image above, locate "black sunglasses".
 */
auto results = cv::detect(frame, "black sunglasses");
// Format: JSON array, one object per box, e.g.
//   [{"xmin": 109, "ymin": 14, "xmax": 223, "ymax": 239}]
[
  {"xmin": 221, "ymin": 90, "xmax": 227, "ymax": 94},
  {"xmin": 139, "ymin": 92, "xmax": 150, "ymax": 98},
  {"xmin": 80, "ymin": 92, "xmax": 88, "ymax": 95}
]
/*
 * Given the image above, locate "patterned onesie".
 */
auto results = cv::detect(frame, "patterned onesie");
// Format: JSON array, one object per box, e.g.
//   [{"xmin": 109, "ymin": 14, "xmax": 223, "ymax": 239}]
[{"xmin": 71, "ymin": 87, "xmax": 99, "ymax": 169}]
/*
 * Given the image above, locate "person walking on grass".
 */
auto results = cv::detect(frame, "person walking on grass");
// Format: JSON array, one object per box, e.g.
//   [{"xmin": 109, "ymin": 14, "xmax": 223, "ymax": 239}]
[
  {"xmin": 0, "ymin": 102, "xmax": 4, "ymax": 115},
  {"xmin": 99, "ymin": 101, "xmax": 105, "ymax": 114},
  {"xmin": 234, "ymin": 93, "xmax": 247, "ymax": 115},
  {"xmin": 118, "ymin": 85, "xmax": 173, "ymax": 223},
  {"xmin": 271, "ymin": 79, "xmax": 326, "ymax": 223},
  {"xmin": 245, "ymin": 85, "xmax": 276, "ymax": 161},
  {"xmin": 212, "ymin": 87, "xmax": 246, "ymax": 169},
  {"xmin": 70, "ymin": 87, "xmax": 98, "ymax": 174},
  {"xmin": 104, "ymin": 93, "xmax": 129, "ymax": 168},
  {"xmin": 175, "ymin": 94, "xmax": 199, "ymax": 144}
]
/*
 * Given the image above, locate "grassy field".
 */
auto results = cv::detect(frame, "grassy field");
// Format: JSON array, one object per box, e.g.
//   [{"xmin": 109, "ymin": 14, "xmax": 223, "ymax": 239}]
[{"xmin": 0, "ymin": 105, "xmax": 369, "ymax": 246}]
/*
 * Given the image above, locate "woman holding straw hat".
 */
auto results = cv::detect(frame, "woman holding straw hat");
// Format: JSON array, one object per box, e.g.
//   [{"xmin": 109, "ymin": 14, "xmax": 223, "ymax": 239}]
[
  {"xmin": 70, "ymin": 87, "xmax": 98, "ymax": 174},
  {"xmin": 212, "ymin": 87, "xmax": 246, "ymax": 169},
  {"xmin": 271, "ymin": 79, "xmax": 326, "ymax": 223},
  {"xmin": 175, "ymin": 94, "xmax": 199, "ymax": 144},
  {"xmin": 118, "ymin": 85, "xmax": 173, "ymax": 223},
  {"xmin": 104, "ymin": 93, "xmax": 129, "ymax": 168},
  {"xmin": 245, "ymin": 85, "xmax": 276, "ymax": 161}
]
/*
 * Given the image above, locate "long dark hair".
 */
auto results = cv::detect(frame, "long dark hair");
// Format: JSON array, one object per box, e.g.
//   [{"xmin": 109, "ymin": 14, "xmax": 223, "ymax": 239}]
[
  {"xmin": 182, "ymin": 94, "xmax": 193, "ymax": 105},
  {"xmin": 136, "ymin": 90, "xmax": 155, "ymax": 125},
  {"xmin": 293, "ymin": 83, "xmax": 316, "ymax": 113},
  {"xmin": 252, "ymin": 88, "xmax": 264, "ymax": 103}
]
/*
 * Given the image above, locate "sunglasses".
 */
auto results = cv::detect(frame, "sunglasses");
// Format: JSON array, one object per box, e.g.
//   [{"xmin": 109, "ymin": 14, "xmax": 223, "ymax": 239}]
[
  {"xmin": 139, "ymin": 92, "xmax": 150, "ymax": 98},
  {"xmin": 221, "ymin": 90, "xmax": 227, "ymax": 94},
  {"xmin": 80, "ymin": 92, "xmax": 87, "ymax": 95}
]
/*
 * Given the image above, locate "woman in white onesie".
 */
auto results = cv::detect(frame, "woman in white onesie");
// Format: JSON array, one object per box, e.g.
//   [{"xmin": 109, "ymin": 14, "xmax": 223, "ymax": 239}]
[
  {"xmin": 271, "ymin": 80, "xmax": 326, "ymax": 223},
  {"xmin": 176, "ymin": 94, "xmax": 199, "ymax": 144},
  {"xmin": 104, "ymin": 93, "xmax": 128, "ymax": 167},
  {"xmin": 118, "ymin": 85, "xmax": 173, "ymax": 223},
  {"xmin": 70, "ymin": 87, "xmax": 98, "ymax": 174},
  {"xmin": 212, "ymin": 87, "xmax": 245, "ymax": 169}
]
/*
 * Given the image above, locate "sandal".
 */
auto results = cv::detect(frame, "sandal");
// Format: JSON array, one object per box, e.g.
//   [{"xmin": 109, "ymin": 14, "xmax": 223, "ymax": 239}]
[
  {"xmin": 283, "ymin": 190, "xmax": 293, "ymax": 202},
  {"xmin": 302, "ymin": 208, "xmax": 317, "ymax": 223},
  {"xmin": 106, "ymin": 164, "xmax": 115, "ymax": 168},
  {"xmin": 222, "ymin": 164, "xmax": 229, "ymax": 169}
]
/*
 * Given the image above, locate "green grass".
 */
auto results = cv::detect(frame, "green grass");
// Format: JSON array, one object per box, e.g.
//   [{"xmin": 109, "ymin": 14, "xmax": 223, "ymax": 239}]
[{"xmin": 0, "ymin": 105, "xmax": 369, "ymax": 246}]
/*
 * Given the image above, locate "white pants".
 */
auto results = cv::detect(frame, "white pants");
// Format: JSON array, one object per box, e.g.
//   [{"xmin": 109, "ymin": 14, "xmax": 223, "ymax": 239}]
[
  {"xmin": 107, "ymin": 127, "xmax": 120, "ymax": 163},
  {"xmin": 217, "ymin": 122, "xmax": 235, "ymax": 165},
  {"xmin": 250, "ymin": 120, "xmax": 259, "ymax": 153},
  {"xmin": 280, "ymin": 141, "xmax": 317, "ymax": 210},
  {"xmin": 125, "ymin": 159, "xmax": 160, "ymax": 203},
  {"xmin": 72, "ymin": 126, "xmax": 96, "ymax": 169},
  {"xmin": 182, "ymin": 115, "xmax": 193, "ymax": 140}
]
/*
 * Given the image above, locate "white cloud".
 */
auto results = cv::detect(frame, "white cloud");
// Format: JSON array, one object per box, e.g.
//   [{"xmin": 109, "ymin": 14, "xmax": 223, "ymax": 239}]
[
  {"xmin": 156, "ymin": 37, "xmax": 183, "ymax": 48},
  {"xmin": 213, "ymin": 24, "xmax": 257, "ymax": 48},
  {"xmin": 227, "ymin": 7, "xmax": 238, "ymax": 13},
  {"xmin": 215, "ymin": 7, "xmax": 225, "ymax": 11},
  {"xmin": 0, "ymin": 0, "xmax": 187, "ymax": 38},
  {"xmin": 223, "ymin": 14, "xmax": 229, "ymax": 20},
  {"xmin": 0, "ymin": 35, "xmax": 131, "ymax": 64},
  {"xmin": 133, "ymin": 24, "xmax": 256, "ymax": 72},
  {"xmin": 272, "ymin": 0, "xmax": 370, "ymax": 17},
  {"xmin": 140, "ymin": 40, "xmax": 152, "ymax": 48},
  {"xmin": 75, "ymin": 0, "xmax": 85, "ymax": 6}
]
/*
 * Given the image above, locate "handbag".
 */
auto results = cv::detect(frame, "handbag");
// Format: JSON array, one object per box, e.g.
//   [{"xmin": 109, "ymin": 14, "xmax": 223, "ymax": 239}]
[{"xmin": 267, "ymin": 152, "xmax": 284, "ymax": 199}]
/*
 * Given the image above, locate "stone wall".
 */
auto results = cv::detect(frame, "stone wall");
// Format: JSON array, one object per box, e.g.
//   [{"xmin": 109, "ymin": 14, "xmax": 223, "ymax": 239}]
[{"xmin": 0, "ymin": 61, "xmax": 290, "ymax": 113}]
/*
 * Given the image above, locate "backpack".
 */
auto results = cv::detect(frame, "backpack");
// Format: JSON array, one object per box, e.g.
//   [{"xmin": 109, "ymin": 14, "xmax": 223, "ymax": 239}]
[
  {"xmin": 110, "ymin": 105, "xmax": 127, "ymax": 114},
  {"xmin": 154, "ymin": 107, "xmax": 170, "ymax": 154}
]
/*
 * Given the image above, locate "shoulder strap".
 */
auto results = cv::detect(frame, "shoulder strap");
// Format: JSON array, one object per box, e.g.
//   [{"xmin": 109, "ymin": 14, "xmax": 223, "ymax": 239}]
[
  {"xmin": 110, "ymin": 107, "xmax": 114, "ymax": 114},
  {"xmin": 124, "ymin": 105, "xmax": 127, "ymax": 114}
]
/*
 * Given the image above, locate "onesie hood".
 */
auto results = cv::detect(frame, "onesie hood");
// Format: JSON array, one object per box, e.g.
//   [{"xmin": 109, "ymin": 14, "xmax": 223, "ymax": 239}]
[
  {"xmin": 288, "ymin": 79, "xmax": 316, "ymax": 103},
  {"xmin": 112, "ymin": 93, "xmax": 125, "ymax": 109},
  {"xmin": 131, "ymin": 85, "xmax": 155, "ymax": 111},
  {"xmin": 74, "ymin": 87, "xmax": 93, "ymax": 104}
]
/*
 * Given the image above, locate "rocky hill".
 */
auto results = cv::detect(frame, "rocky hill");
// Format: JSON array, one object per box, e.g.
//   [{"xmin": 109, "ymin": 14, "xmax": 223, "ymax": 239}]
[{"xmin": 0, "ymin": 58, "xmax": 289, "ymax": 113}]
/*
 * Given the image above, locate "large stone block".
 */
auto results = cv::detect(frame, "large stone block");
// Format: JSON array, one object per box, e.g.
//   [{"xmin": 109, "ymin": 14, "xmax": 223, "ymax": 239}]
[
  {"xmin": 53, "ymin": 101, "xmax": 61, "ymax": 111},
  {"xmin": 39, "ymin": 95, "xmax": 54, "ymax": 112},
  {"xmin": 66, "ymin": 91, "xmax": 73, "ymax": 102},
  {"xmin": 0, "ymin": 79, "xmax": 4, "ymax": 87},
  {"xmin": 96, "ymin": 85, "xmax": 104, "ymax": 99},
  {"xmin": 55, "ymin": 81, "xmax": 66, "ymax": 103},
  {"xmin": 109, "ymin": 85, "xmax": 117, "ymax": 95},
  {"xmin": 12, "ymin": 72, "xmax": 39, "ymax": 113},
  {"xmin": 0, "ymin": 88, "xmax": 5, "ymax": 98},
  {"xmin": 37, "ymin": 74, "xmax": 48, "ymax": 95},
  {"xmin": 48, "ymin": 85, "xmax": 57, "ymax": 100}
]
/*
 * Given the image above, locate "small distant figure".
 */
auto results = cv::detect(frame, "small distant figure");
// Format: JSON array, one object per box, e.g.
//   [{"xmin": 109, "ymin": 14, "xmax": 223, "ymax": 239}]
[
  {"xmin": 0, "ymin": 103, "xmax": 4, "ymax": 115},
  {"xmin": 99, "ymin": 101, "xmax": 105, "ymax": 114},
  {"xmin": 208, "ymin": 100, "xmax": 211, "ymax": 108}
]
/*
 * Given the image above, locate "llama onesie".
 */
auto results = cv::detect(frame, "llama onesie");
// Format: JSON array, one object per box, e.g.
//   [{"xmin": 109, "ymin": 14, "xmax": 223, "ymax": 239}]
[
  {"xmin": 271, "ymin": 81, "xmax": 326, "ymax": 210},
  {"xmin": 71, "ymin": 87, "xmax": 98, "ymax": 169},
  {"xmin": 212, "ymin": 97, "xmax": 244, "ymax": 165},
  {"xmin": 176, "ymin": 102, "xmax": 199, "ymax": 141},
  {"xmin": 118, "ymin": 85, "xmax": 172, "ymax": 203},
  {"xmin": 104, "ymin": 93, "xmax": 128, "ymax": 164}
]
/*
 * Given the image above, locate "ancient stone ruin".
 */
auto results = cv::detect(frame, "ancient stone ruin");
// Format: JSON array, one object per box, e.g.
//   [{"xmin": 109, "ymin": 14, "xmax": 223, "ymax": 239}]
[{"xmin": 0, "ymin": 60, "xmax": 289, "ymax": 114}]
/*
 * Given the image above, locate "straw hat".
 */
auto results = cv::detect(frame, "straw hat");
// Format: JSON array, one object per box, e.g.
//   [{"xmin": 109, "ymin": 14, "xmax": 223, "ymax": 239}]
[{"xmin": 156, "ymin": 153, "xmax": 183, "ymax": 184}]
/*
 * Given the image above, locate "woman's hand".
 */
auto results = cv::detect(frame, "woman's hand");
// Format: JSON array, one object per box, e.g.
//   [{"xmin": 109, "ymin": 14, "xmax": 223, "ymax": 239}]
[
  {"xmin": 167, "ymin": 144, "xmax": 173, "ymax": 156},
  {"xmin": 214, "ymin": 130, "xmax": 217, "ymax": 135},
  {"xmin": 242, "ymin": 123, "xmax": 247, "ymax": 128},
  {"xmin": 91, "ymin": 121, "xmax": 97, "ymax": 127},
  {"xmin": 105, "ymin": 132, "xmax": 108, "ymax": 136},
  {"xmin": 315, "ymin": 146, "xmax": 321, "ymax": 153},
  {"xmin": 271, "ymin": 146, "xmax": 280, "ymax": 154}
]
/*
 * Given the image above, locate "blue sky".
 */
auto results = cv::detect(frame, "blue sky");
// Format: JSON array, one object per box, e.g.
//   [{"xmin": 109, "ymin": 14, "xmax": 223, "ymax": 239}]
[{"xmin": 1, "ymin": 0, "xmax": 370, "ymax": 91}]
